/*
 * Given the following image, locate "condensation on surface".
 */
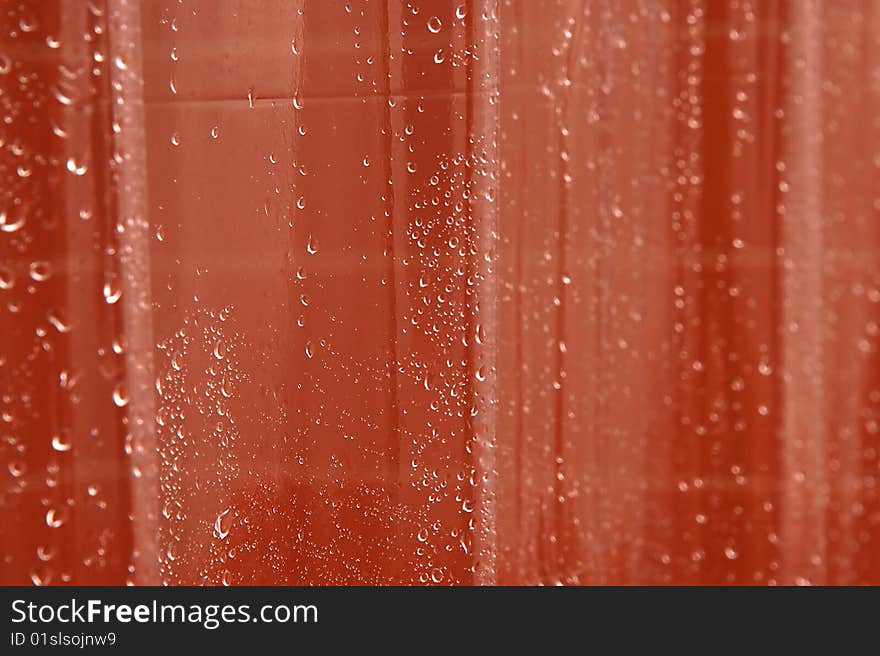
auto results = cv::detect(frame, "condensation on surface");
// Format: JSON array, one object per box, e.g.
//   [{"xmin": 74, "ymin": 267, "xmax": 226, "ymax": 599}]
[{"xmin": 2, "ymin": 0, "xmax": 880, "ymax": 585}]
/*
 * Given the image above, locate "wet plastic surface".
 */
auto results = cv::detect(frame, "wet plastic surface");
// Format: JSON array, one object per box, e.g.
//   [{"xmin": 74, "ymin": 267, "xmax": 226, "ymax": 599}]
[{"xmin": 2, "ymin": 1, "xmax": 880, "ymax": 585}]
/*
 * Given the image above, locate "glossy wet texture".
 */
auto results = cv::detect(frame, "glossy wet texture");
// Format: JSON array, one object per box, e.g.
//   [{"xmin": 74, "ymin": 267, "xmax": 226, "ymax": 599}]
[{"xmin": 2, "ymin": 1, "xmax": 880, "ymax": 585}]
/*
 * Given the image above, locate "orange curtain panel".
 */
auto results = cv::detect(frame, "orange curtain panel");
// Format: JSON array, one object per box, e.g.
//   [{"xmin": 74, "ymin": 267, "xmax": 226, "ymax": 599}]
[{"xmin": 2, "ymin": 0, "xmax": 879, "ymax": 585}]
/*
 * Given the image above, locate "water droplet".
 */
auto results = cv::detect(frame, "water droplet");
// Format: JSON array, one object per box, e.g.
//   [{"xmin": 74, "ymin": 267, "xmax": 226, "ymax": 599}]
[
  {"xmin": 66, "ymin": 157, "xmax": 87, "ymax": 176},
  {"xmin": 214, "ymin": 508, "xmax": 232, "ymax": 539},
  {"xmin": 29, "ymin": 567, "xmax": 52, "ymax": 586},
  {"xmin": 36, "ymin": 545, "xmax": 55, "ymax": 562},
  {"xmin": 51, "ymin": 433, "xmax": 72, "ymax": 452},
  {"xmin": 112, "ymin": 383, "xmax": 129, "ymax": 408},
  {"xmin": 306, "ymin": 235, "xmax": 319, "ymax": 255},
  {"xmin": 103, "ymin": 279, "xmax": 122, "ymax": 304},
  {"xmin": 47, "ymin": 309, "xmax": 71, "ymax": 333},
  {"xmin": 0, "ymin": 211, "xmax": 24, "ymax": 233},
  {"xmin": 29, "ymin": 261, "xmax": 52, "ymax": 282},
  {"xmin": 45, "ymin": 508, "xmax": 67, "ymax": 528},
  {"xmin": 427, "ymin": 16, "xmax": 442, "ymax": 33},
  {"xmin": 51, "ymin": 85, "xmax": 74, "ymax": 106}
]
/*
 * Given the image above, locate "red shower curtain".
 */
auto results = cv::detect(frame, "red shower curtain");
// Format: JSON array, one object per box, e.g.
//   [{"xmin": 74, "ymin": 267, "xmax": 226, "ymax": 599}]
[{"xmin": 2, "ymin": 0, "xmax": 879, "ymax": 585}]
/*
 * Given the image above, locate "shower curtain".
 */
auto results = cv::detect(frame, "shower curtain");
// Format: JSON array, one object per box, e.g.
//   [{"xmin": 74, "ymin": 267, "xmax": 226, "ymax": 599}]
[{"xmin": 1, "ymin": 0, "xmax": 878, "ymax": 585}]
